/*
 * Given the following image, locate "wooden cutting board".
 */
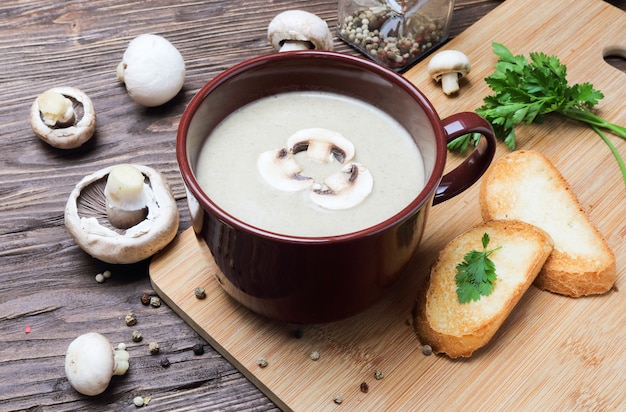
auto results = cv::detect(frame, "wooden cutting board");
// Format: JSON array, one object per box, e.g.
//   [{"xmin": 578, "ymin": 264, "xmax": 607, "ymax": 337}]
[{"xmin": 150, "ymin": 0, "xmax": 625, "ymax": 410}]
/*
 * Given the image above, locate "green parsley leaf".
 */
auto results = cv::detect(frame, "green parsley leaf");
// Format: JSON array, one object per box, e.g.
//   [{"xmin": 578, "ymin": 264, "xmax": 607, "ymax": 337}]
[
  {"xmin": 447, "ymin": 43, "xmax": 626, "ymax": 186},
  {"xmin": 455, "ymin": 233, "xmax": 501, "ymax": 304}
]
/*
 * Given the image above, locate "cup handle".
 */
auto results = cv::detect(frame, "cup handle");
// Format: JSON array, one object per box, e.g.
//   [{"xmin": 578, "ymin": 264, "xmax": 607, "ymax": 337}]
[{"xmin": 432, "ymin": 112, "xmax": 496, "ymax": 205}]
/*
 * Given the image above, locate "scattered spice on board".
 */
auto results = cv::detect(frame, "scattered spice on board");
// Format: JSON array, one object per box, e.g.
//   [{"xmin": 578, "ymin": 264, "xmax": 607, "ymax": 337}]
[
  {"xmin": 360, "ymin": 382, "xmax": 369, "ymax": 393},
  {"xmin": 310, "ymin": 351, "xmax": 320, "ymax": 361},
  {"xmin": 194, "ymin": 287, "xmax": 206, "ymax": 299},
  {"xmin": 333, "ymin": 394, "xmax": 343, "ymax": 404},
  {"xmin": 160, "ymin": 357, "xmax": 171, "ymax": 368},
  {"xmin": 25, "ymin": 324, "xmax": 31, "ymax": 334},
  {"xmin": 374, "ymin": 370, "xmax": 384, "ymax": 380},
  {"xmin": 150, "ymin": 297, "xmax": 161, "ymax": 308},
  {"xmin": 422, "ymin": 345, "xmax": 433, "ymax": 356},
  {"xmin": 148, "ymin": 342, "xmax": 159, "ymax": 354},
  {"xmin": 257, "ymin": 357, "xmax": 268, "ymax": 368}
]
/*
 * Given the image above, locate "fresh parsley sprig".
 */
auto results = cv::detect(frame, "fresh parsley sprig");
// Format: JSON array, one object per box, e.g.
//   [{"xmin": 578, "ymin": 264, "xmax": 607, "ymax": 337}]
[
  {"xmin": 448, "ymin": 43, "xmax": 626, "ymax": 186},
  {"xmin": 455, "ymin": 233, "xmax": 501, "ymax": 304}
]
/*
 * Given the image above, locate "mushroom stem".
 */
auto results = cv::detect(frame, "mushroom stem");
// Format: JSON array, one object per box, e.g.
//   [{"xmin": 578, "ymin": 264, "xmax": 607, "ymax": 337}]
[
  {"xmin": 113, "ymin": 347, "xmax": 130, "ymax": 376},
  {"xmin": 36, "ymin": 90, "xmax": 76, "ymax": 127},
  {"xmin": 104, "ymin": 164, "xmax": 148, "ymax": 229},
  {"xmin": 441, "ymin": 72, "xmax": 461, "ymax": 95},
  {"xmin": 278, "ymin": 40, "xmax": 313, "ymax": 52}
]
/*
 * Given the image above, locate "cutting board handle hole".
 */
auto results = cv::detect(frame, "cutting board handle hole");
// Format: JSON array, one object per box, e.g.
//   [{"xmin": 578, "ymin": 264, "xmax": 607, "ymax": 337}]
[{"xmin": 603, "ymin": 46, "xmax": 626, "ymax": 72}]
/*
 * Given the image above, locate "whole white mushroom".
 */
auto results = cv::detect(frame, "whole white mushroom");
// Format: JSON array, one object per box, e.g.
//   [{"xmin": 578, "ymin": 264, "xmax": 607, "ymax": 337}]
[
  {"xmin": 117, "ymin": 34, "xmax": 186, "ymax": 107},
  {"xmin": 65, "ymin": 332, "xmax": 130, "ymax": 396}
]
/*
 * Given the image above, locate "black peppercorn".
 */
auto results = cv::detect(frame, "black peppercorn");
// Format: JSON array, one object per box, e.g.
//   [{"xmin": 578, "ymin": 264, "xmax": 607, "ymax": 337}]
[
  {"xmin": 160, "ymin": 357, "xmax": 171, "ymax": 368},
  {"xmin": 192, "ymin": 343, "xmax": 204, "ymax": 355}
]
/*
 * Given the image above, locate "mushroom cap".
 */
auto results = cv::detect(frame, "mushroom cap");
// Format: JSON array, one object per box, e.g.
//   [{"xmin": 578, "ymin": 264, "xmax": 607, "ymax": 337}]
[
  {"xmin": 427, "ymin": 50, "xmax": 471, "ymax": 80},
  {"xmin": 268, "ymin": 10, "xmax": 334, "ymax": 51},
  {"xmin": 118, "ymin": 34, "xmax": 186, "ymax": 107},
  {"xmin": 64, "ymin": 164, "xmax": 179, "ymax": 264},
  {"xmin": 65, "ymin": 332, "xmax": 115, "ymax": 396},
  {"xmin": 30, "ymin": 86, "xmax": 96, "ymax": 149},
  {"xmin": 309, "ymin": 162, "xmax": 373, "ymax": 210}
]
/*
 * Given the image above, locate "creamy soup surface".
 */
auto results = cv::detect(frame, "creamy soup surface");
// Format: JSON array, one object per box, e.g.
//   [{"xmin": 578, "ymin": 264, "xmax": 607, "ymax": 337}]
[{"xmin": 196, "ymin": 91, "xmax": 426, "ymax": 237}]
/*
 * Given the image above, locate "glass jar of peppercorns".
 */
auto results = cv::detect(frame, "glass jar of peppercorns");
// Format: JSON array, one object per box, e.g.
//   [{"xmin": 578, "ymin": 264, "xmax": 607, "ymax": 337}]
[{"xmin": 338, "ymin": 0, "xmax": 455, "ymax": 71}]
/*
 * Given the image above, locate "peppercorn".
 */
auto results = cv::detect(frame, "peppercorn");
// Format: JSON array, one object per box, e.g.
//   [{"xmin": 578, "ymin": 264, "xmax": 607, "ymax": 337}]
[
  {"xmin": 125, "ymin": 313, "xmax": 137, "ymax": 326},
  {"xmin": 257, "ymin": 357, "xmax": 268, "ymax": 368},
  {"xmin": 360, "ymin": 382, "xmax": 369, "ymax": 393},
  {"xmin": 149, "ymin": 296, "xmax": 161, "ymax": 308},
  {"xmin": 333, "ymin": 394, "xmax": 343, "ymax": 404},
  {"xmin": 310, "ymin": 351, "xmax": 320, "ymax": 361},
  {"xmin": 374, "ymin": 370, "xmax": 384, "ymax": 380},
  {"xmin": 148, "ymin": 341, "xmax": 159, "ymax": 354},
  {"xmin": 95, "ymin": 273, "xmax": 106, "ymax": 283},
  {"xmin": 140, "ymin": 293, "xmax": 151, "ymax": 305},
  {"xmin": 194, "ymin": 287, "xmax": 206, "ymax": 299},
  {"xmin": 192, "ymin": 343, "xmax": 204, "ymax": 355},
  {"xmin": 422, "ymin": 344, "xmax": 433, "ymax": 356},
  {"xmin": 160, "ymin": 357, "xmax": 171, "ymax": 368},
  {"xmin": 103, "ymin": 270, "xmax": 112, "ymax": 279},
  {"xmin": 131, "ymin": 330, "xmax": 143, "ymax": 342},
  {"xmin": 133, "ymin": 396, "xmax": 144, "ymax": 407}
]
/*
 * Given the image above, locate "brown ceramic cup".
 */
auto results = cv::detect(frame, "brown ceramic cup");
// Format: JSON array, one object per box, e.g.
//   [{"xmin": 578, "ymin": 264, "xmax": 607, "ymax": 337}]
[{"xmin": 177, "ymin": 51, "xmax": 495, "ymax": 324}]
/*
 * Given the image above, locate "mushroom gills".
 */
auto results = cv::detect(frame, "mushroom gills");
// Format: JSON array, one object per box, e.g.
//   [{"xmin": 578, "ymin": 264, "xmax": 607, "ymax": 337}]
[
  {"xmin": 287, "ymin": 128, "xmax": 355, "ymax": 163},
  {"xmin": 104, "ymin": 164, "xmax": 149, "ymax": 229},
  {"xmin": 257, "ymin": 148, "xmax": 314, "ymax": 192},
  {"xmin": 309, "ymin": 163, "xmax": 373, "ymax": 210}
]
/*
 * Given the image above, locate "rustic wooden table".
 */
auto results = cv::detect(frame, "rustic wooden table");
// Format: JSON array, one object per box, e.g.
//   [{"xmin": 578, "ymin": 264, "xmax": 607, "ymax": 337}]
[{"xmin": 1, "ymin": 1, "xmax": 624, "ymax": 411}]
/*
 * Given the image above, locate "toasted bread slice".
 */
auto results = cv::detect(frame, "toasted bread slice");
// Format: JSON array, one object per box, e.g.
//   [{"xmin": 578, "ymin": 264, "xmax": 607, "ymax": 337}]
[
  {"xmin": 480, "ymin": 150, "xmax": 616, "ymax": 297},
  {"xmin": 413, "ymin": 220, "xmax": 553, "ymax": 358}
]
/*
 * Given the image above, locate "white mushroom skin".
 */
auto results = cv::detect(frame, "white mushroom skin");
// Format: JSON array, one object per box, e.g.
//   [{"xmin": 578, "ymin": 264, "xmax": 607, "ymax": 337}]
[
  {"xmin": 257, "ymin": 148, "xmax": 314, "ymax": 192},
  {"xmin": 268, "ymin": 10, "xmax": 334, "ymax": 52},
  {"xmin": 30, "ymin": 87, "xmax": 96, "ymax": 149},
  {"xmin": 287, "ymin": 127, "xmax": 355, "ymax": 163},
  {"xmin": 65, "ymin": 332, "xmax": 129, "ymax": 396},
  {"xmin": 427, "ymin": 50, "xmax": 471, "ymax": 95},
  {"xmin": 64, "ymin": 164, "xmax": 179, "ymax": 264},
  {"xmin": 117, "ymin": 34, "xmax": 185, "ymax": 107},
  {"xmin": 258, "ymin": 128, "xmax": 373, "ymax": 210},
  {"xmin": 309, "ymin": 162, "xmax": 373, "ymax": 210},
  {"xmin": 104, "ymin": 164, "xmax": 149, "ymax": 229}
]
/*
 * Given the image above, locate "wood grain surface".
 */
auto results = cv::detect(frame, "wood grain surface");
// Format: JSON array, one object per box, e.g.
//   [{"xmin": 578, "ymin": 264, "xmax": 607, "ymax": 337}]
[
  {"xmin": 1, "ymin": 0, "xmax": 624, "ymax": 411},
  {"xmin": 150, "ymin": 1, "xmax": 626, "ymax": 410}
]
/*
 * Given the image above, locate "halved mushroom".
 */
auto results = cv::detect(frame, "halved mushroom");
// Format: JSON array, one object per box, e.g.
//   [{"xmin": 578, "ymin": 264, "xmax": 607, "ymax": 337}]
[
  {"xmin": 257, "ymin": 148, "xmax": 314, "ymax": 191},
  {"xmin": 30, "ymin": 86, "xmax": 96, "ymax": 149},
  {"xmin": 65, "ymin": 164, "xmax": 179, "ymax": 264},
  {"xmin": 286, "ymin": 128, "xmax": 355, "ymax": 163},
  {"xmin": 309, "ymin": 162, "xmax": 373, "ymax": 210}
]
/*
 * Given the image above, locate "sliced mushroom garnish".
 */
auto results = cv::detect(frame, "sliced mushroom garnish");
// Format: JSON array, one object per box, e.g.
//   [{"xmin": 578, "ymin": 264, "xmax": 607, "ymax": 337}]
[
  {"xmin": 257, "ymin": 148, "xmax": 314, "ymax": 191},
  {"xmin": 309, "ymin": 162, "xmax": 373, "ymax": 210},
  {"xmin": 287, "ymin": 128, "xmax": 355, "ymax": 163}
]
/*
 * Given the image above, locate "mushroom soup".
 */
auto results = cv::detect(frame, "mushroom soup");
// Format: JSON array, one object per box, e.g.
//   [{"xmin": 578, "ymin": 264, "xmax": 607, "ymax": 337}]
[{"xmin": 195, "ymin": 91, "xmax": 425, "ymax": 237}]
